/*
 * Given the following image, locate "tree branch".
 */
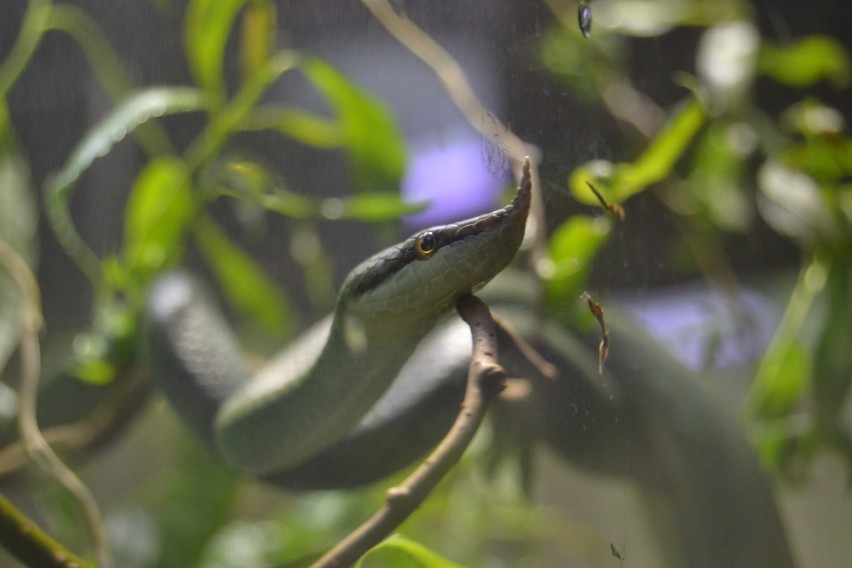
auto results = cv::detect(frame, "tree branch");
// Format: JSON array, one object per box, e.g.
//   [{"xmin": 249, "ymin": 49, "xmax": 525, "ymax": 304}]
[
  {"xmin": 0, "ymin": 492, "xmax": 93, "ymax": 568},
  {"xmin": 0, "ymin": 237, "xmax": 112, "ymax": 568},
  {"xmin": 312, "ymin": 294, "xmax": 506, "ymax": 567}
]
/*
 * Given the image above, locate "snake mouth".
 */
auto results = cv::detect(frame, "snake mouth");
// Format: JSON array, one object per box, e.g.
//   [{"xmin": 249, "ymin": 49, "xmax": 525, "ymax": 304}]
[{"xmin": 344, "ymin": 158, "xmax": 531, "ymax": 303}]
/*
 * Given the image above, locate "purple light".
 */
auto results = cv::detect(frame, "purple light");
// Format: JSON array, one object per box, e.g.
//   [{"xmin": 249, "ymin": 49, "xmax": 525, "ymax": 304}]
[
  {"xmin": 401, "ymin": 138, "xmax": 508, "ymax": 229},
  {"xmin": 615, "ymin": 283, "xmax": 780, "ymax": 371}
]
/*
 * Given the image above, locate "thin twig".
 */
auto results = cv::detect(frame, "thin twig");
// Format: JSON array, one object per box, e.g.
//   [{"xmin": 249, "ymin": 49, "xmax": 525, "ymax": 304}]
[
  {"xmin": 360, "ymin": 0, "xmax": 549, "ymax": 273},
  {"xmin": 0, "ymin": 237, "xmax": 113, "ymax": 568},
  {"xmin": 491, "ymin": 313, "xmax": 559, "ymax": 382},
  {"xmin": 0, "ymin": 368, "xmax": 149, "ymax": 478},
  {"xmin": 312, "ymin": 294, "xmax": 506, "ymax": 567},
  {"xmin": 580, "ymin": 291, "xmax": 609, "ymax": 374}
]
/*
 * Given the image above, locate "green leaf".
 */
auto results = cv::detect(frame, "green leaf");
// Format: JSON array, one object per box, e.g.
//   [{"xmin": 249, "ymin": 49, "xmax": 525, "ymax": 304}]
[
  {"xmin": 239, "ymin": 0, "xmax": 276, "ymax": 81},
  {"xmin": 194, "ymin": 218, "xmax": 294, "ymax": 339},
  {"xmin": 245, "ymin": 105, "xmax": 343, "ymax": 148},
  {"xmin": 757, "ymin": 160, "xmax": 838, "ymax": 245},
  {"xmin": 545, "ymin": 214, "xmax": 611, "ymax": 301},
  {"xmin": 687, "ymin": 122, "xmax": 752, "ymax": 231},
  {"xmin": 0, "ymin": 158, "xmax": 36, "ymax": 264},
  {"xmin": 45, "ymin": 87, "xmax": 209, "ymax": 280},
  {"xmin": 750, "ymin": 338, "xmax": 811, "ymax": 420},
  {"xmin": 358, "ymin": 534, "xmax": 467, "ymax": 568},
  {"xmin": 185, "ymin": 51, "xmax": 298, "ymax": 169},
  {"xmin": 758, "ymin": 36, "xmax": 852, "ymax": 88},
  {"xmin": 300, "ymin": 57, "xmax": 407, "ymax": 193},
  {"xmin": 570, "ymin": 97, "xmax": 706, "ymax": 204},
  {"xmin": 70, "ymin": 299, "xmax": 137, "ymax": 385},
  {"xmin": 151, "ymin": 431, "xmax": 239, "ymax": 568},
  {"xmin": 185, "ymin": 0, "xmax": 249, "ymax": 97},
  {"xmin": 323, "ymin": 193, "xmax": 426, "ymax": 222},
  {"xmin": 124, "ymin": 157, "xmax": 194, "ymax": 276},
  {"xmin": 215, "ymin": 160, "xmax": 316, "ymax": 218}
]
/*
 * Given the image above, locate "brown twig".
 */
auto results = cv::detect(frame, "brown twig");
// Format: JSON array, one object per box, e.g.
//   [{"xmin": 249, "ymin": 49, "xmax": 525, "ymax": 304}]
[
  {"xmin": 581, "ymin": 291, "xmax": 609, "ymax": 374},
  {"xmin": 359, "ymin": 0, "xmax": 549, "ymax": 275},
  {"xmin": 586, "ymin": 181, "xmax": 625, "ymax": 220},
  {"xmin": 491, "ymin": 313, "xmax": 558, "ymax": 382},
  {"xmin": 0, "ymin": 368, "xmax": 150, "ymax": 478},
  {"xmin": 312, "ymin": 295, "xmax": 506, "ymax": 567}
]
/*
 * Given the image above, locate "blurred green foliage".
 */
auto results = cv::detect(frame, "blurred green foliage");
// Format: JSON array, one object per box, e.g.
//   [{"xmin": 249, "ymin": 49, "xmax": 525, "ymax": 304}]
[
  {"xmin": 0, "ymin": 0, "xmax": 850, "ymax": 566},
  {"xmin": 543, "ymin": 0, "xmax": 852, "ymax": 481}
]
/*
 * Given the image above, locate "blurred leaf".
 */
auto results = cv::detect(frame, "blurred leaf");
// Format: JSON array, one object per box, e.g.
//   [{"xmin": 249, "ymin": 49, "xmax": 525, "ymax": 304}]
[
  {"xmin": 358, "ymin": 534, "xmax": 467, "ymax": 568},
  {"xmin": 812, "ymin": 257, "xmax": 852, "ymax": 428},
  {"xmin": 239, "ymin": 0, "xmax": 276, "ymax": 81},
  {"xmin": 48, "ymin": 87, "xmax": 209, "ymax": 198},
  {"xmin": 781, "ymin": 98, "xmax": 846, "ymax": 138},
  {"xmin": 185, "ymin": 0, "xmax": 249, "ymax": 97},
  {"xmin": 545, "ymin": 214, "xmax": 611, "ymax": 300},
  {"xmin": 124, "ymin": 157, "xmax": 194, "ymax": 276},
  {"xmin": 0, "ymin": 104, "xmax": 36, "ymax": 374},
  {"xmin": 217, "ymin": 160, "xmax": 315, "ymax": 218},
  {"xmin": 758, "ymin": 36, "xmax": 852, "ymax": 88},
  {"xmin": 245, "ymin": 105, "xmax": 343, "ymax": 148},
  {"xmin": 757, "ymin": 160, "xmax": 838, "ymax": 244},
  {"xmin": 70, "ymin": 299, "xmax": 137, "ymax": 385},
  {"xmin": 45, "ymin": 87, "xmax": 209, "ymax": 280},
  {"xmin": 750, "ymin": 337, "xmax": 811, "ymax": 419},
  {"xmin": 687, "ymin": 122, "xmax": 753, "ymax": 231},
  {"xmin": 195, "ymin": 218, "xmax": 294, "ymax": 339},
  {"xmin": 747, "ymin": 260, "xmax": 822, "ymax": 419},
  {"xmin": 218, "ymin": 162, "xmax": 423, "ymax": 221},
  {"xmin": 186, "ymin": 51, "xmax": 298, "ymax": 168},
  {"xmin": 300, "ymin": 57, "xmax": 407, "ymax": 193},
  {"xmin": 0, "ymin": 157, "xmax": 36, "ymax": 263},
  {"xmin": 571, "ymin": 97, "xmax": 706, "ymax": 204},
  {"xmin": 152, "ymin": 432, "xmax": 239, "ymax": 568},
  {"xmin": 325, "ymin": 193, "xmax": 426, "ymax": 222},
  {"xmin": 539, "ymin": 27, "xmax": 605, "ymax": 98}
]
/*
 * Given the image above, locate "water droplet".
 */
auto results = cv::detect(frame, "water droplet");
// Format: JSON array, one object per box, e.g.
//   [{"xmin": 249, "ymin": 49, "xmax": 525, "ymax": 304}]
[{"xmin": 578, "ymin": 2, "xmax": 592, "ymax": 38}]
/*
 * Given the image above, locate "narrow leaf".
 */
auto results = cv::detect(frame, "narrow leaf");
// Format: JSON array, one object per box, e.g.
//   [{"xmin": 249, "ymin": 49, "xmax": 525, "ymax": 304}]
[
  {"xmin": 124, "ymin": 157, "xmax": 193, "ymax": 275},
  {"xmin": 185, "ymin": 0, "xmax": 249, "ymax": 97},
  {"xmin": 358, "ymin": 534, "xmax": 467, "ymax": 568},
  {"xmin": 758, "ymin": 36, "xmax": 851, "ymax": 88},
  {"xmin": 239, "ymin": 0, "xmax": 276, "ymax": 81},
  {"xmin": 331, "ymin": 193, "xmax": 426, "ymax": 222},
  {"xmin": 44, "ymin": 87, "xmax": 208, "ymax": 280},
  {"xmin": 195, "ymin": 218, "xmax": 293, "ymax": 339},
  {"xmin": 545, "ymin": 214, "xmax": 611, "ymax": 300},
  {"xmin": 245, "ymin": 105, "xmax": 343, "ymax": 148},
  {"xmin": 300, "ymin": 57, "xmax": 407, "ymax": 193},
  {"xmin": 0, "ymin": 117, "xmax": 37, "ymax": 373},
  {"xmin": 570, "ymin": 97, "xmax": 706, "ymax": 204}
]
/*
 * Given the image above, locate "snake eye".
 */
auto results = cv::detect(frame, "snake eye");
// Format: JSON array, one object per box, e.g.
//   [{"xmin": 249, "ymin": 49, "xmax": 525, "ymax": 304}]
[{"xmin": 414, "ymin": 231, "xmax": 437, "ymax": 259}]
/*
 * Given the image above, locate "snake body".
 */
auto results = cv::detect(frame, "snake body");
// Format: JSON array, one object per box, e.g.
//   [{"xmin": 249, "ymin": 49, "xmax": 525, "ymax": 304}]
[
  {"xmin": 143, "ymin": 161, "xmax": 530, "ymax": 475},
  {"xmin": 140, "ymin": 160, "xmax": 795, "ymax": 566}
]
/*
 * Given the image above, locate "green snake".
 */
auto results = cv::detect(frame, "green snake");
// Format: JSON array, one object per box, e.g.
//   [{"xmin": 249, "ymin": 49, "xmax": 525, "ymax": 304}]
[
  {"xmin": 143, "ymin": 161, "xmax": 531, "ymax": 477},
  {"xmin": 139, "ymin": 159, "xmax": 795, "ymax": 566}
]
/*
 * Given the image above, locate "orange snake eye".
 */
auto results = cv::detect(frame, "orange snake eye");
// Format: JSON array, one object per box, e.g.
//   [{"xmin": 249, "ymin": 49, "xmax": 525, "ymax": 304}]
[{"xmin": 414, "ymin": 231, "xmax": 437, "ymax": 259}]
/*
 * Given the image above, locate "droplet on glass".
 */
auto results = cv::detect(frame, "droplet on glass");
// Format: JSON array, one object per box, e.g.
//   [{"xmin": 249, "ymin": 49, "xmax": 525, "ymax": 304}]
[{"xmin": 578, "ymin": 2, "xmax": 592, "ymax": 38}]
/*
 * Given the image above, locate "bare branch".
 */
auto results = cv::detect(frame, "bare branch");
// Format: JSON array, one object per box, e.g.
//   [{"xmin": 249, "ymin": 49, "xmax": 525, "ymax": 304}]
[
  {"xmin": 312, "ymin": 294, "xmax": 505, "ymax": 567},
  {"xmin": 0, "ymin": 237, "xmax": 113, "ymax": 568}
]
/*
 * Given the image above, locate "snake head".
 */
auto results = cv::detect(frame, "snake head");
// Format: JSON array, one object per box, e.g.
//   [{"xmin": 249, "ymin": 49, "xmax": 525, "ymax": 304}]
[{"xmin": 341, "ymin": 158, "xmax": 531, "ymax": 328}]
